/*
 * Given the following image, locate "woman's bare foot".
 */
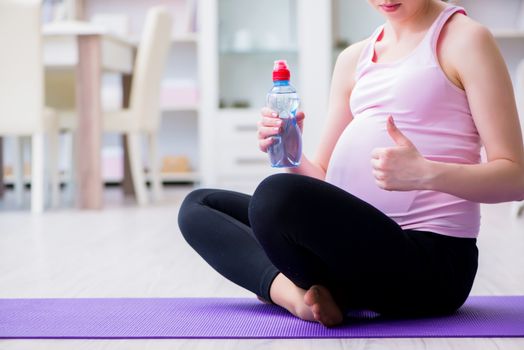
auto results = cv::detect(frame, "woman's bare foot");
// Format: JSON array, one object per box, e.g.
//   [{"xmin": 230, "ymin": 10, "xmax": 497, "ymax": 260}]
[
  {"xmin": 269, "ymin": 273, "xmax": 316, "ymax": 322},
  {"xmin": 304, "ymin": 285, "xmax": 344, "ymax": 327}
]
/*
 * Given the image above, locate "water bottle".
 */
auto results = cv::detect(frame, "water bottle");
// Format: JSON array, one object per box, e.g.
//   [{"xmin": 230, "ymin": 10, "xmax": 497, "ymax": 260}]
[{"xmin": 267, "ymin": 60, "xmax": 302, "ymax": 168}]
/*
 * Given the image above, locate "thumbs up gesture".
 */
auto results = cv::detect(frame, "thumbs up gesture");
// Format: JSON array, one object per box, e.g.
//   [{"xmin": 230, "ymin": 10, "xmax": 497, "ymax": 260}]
[{"xmin": 371, "ymin": 116, "xmax": 430, "ymax": 191}]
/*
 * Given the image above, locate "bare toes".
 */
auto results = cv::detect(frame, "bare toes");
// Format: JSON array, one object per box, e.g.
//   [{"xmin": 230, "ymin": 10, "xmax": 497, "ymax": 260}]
[
  {"xmin": 304, "ymin": 285, "xmax": 344, "ymax": 327},
  {"xmin": 304, "ymin": 286, "xmax": 319, "ymax": 306}
]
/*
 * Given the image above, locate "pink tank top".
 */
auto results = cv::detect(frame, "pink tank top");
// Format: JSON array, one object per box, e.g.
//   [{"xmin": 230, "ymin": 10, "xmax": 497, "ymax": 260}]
[{"xmin": 325, "ymin": 5, "xmax": 482, "ymax": 238}]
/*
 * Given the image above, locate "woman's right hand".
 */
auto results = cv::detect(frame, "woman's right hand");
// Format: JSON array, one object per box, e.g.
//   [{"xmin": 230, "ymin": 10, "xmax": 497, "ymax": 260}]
[{"xmin": 257, "ymin": 108, "xmax": 305, "ymax": 153}]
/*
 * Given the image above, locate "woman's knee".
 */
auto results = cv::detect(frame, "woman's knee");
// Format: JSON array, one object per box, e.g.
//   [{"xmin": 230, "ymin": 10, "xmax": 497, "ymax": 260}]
[
  {"xmin": 248, "ymin": 173, "xmax": 304, "ymax": 239},
  {"xmin": 177, "ymin": 188, "xmax": 213, "ymax": 243}
]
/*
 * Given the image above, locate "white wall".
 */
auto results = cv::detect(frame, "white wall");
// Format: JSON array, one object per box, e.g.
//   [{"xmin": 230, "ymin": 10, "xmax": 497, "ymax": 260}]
[{"xmin": 334, "ymin": 0, "xmax": 384, "ymax": 45}]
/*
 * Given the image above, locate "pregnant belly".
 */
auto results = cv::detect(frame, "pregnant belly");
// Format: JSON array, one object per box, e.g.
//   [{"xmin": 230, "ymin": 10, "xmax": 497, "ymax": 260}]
[{"xmin": 325, "ymin": 116, "xmax": 417, "ymax": 215}]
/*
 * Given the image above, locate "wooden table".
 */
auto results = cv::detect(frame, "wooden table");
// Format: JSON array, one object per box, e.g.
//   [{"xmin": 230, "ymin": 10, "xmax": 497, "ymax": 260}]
[{"xmin": 43, "ymin": 21, "xmax": 136, "ymax": 209}]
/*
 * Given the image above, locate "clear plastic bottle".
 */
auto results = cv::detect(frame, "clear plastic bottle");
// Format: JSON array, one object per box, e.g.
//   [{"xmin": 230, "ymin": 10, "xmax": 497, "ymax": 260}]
[{"xmin": 266, "ymin": 60, "xmax": 302, "ymax": 168}]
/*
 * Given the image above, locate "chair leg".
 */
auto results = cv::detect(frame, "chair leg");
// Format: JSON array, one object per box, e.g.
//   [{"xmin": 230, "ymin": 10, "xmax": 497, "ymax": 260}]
[
  {"xmin": 31, "ymin": 132, "xmax": 45, "ymax": 214},
  {"xmin": 48, "ymin": 127, "xmax": 60, "ymax": 208},
  {"xmin": 148, "ymin": 132, "xmax": 163, "ymax": 202},
  {"xmin": 13, "ymin": 136, "xmax": 25, "ymax": 207},
  {"xmin": 126, "ymin": 132, "xmax": 148, "ymax": 205},
  {"xmin": 63, "ymin": 131, "xmax": 76, "ymax": 205}
]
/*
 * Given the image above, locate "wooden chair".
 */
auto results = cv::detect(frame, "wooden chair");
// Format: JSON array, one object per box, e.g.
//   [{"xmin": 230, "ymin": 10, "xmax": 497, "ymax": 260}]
[
  {"xmin": 0, "ymin": 0, "xmax": 60, "ymax": 213},
  {"xmin": 60, "ymin": 6, "xmax": 173, "ymax": 205}
]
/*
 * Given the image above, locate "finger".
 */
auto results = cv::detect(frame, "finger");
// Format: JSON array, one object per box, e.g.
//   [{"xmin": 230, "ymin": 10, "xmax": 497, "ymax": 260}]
[
  {"xmin": 261, "ymin": 116, "xmax": 282, "ymax": 127},
  {"xmin": 371, "ymin": 147, "xmax": 384, "ymax": 159},
  {"xmin": 257, "ymin": 126, "xmax": 281, "ymax": 140},
  {"xmin": 261, "ymin": 107, "xmax": 279, "ymax": 118},
  {"xmin": 295, "ymin": 111, "xmax": 305, "ymax": 121},
  {"xmin": 370, "ymin": 158, "xmax": 381, "ymax": 170},
  {"xmin": 372, "ymin": 169, "xmax": 385, "ymax": 181},
  {"xmin": 259, "ymin": 137, "xmax": 275, "ymax": 152},
  {"xmin": 387, "ymin": 116, "xmax": 413, "ymax": 147},
  {"xmin": 375, "ymin": 179, "xmax": 386, "ymax": 190}
]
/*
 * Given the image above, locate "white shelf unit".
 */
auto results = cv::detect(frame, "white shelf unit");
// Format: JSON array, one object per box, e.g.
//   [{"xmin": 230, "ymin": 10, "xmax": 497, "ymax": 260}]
[
  {"xmin": 162, "ymin": 105, "xmax": 199, "ymax": 113},
  {"xmin": 2, "ymin": 171, "xmax": 200, "ymax": 186},
  {"xmin": 198, "ymin": 0, "xmax": 332, "ymax": 192},
  {"xmin": 172, "ymin": 32, "xmax": 199, "ymax": 43},
  {"xmin": 0, "ymin": 0, "xmax": 203, "ymax": 187}
]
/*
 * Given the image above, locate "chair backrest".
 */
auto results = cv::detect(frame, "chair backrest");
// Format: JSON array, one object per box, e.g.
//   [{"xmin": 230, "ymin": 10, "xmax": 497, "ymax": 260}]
[
  {"xmin": 0, "ymin": 0, "xmax": 44, "ymax": 135},
  {"xmin": 129, "ymin": 7, "xmax": 172, "ymax": 132}
]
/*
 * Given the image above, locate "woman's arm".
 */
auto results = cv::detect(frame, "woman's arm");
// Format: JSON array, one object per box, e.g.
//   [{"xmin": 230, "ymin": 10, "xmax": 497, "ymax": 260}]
[
  {"xmin": 372, "ymin": 17, "xmax": 524, "ymax": 203},
  {"xmin": 258, "ymin": 43, "xmax": 362, "ymax": 180},
  {"xmin": 286, "ymin": 40, "xmax": 367, "ymax": 179},
  {"xmin": 423, "ymin": 19, "xmax": 524, "ymax": 203}
]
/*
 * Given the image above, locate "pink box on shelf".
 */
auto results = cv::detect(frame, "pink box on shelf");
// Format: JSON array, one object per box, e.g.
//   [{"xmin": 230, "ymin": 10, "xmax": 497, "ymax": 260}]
[
  {"xmin": 102, "ymin": 147, "xmax": 123, "ymax": 181},
  {"xmin": 161, "ymin": 80, "xmax": 199, "ymax": 109}
]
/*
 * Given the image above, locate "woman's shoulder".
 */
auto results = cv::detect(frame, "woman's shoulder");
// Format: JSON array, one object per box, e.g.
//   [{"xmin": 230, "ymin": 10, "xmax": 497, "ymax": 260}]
[
  {"xmin": 335, "ymin": 39, "xmax": 370, "ymax": 73},
  {"xmin": 442, "ymin": 10, "xmax": 495, "ymax": 53},
  {"xmin": 439, "ymin": 9, "xmax": 500, "ymax": 81},
  {"xmin": 437, "ymin": 8, "xmax": 503, "ymax": 90}
]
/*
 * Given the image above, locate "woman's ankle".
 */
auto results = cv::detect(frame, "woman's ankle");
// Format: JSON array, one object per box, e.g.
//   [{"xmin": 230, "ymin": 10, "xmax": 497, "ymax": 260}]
[{"xmin": 256, "ymin": 295, "xmax": 273, "ymax": 305}]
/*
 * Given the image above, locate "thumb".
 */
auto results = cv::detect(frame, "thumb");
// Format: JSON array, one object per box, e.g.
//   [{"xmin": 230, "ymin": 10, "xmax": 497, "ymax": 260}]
[{"xmin": 387, "ymin": 116, "xmax": 413, "ymax": 147}]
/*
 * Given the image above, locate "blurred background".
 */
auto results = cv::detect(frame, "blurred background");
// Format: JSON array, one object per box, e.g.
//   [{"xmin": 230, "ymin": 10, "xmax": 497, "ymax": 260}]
[{"xmin": 0, "ymin": 0, "xmax": 523, "ymax": 211}]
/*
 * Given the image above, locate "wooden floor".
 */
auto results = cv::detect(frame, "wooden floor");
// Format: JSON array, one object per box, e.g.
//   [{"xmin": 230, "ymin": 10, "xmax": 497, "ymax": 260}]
[{"xmin": 1, "ymin": 186, "xmax": 523, "ymax": 349}]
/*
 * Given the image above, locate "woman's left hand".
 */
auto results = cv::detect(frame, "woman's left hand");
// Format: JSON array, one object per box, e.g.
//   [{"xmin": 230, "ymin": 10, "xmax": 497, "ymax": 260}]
[{"xmin": 371, "ymin": 116, "xmax": 430, "ymax": 191}]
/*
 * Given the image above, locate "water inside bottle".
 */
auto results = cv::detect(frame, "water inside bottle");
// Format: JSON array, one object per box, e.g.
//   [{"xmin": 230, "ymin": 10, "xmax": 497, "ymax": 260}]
[{"xmin": 267, "ymin": 92, "xmax": 301, "ymax": 167}]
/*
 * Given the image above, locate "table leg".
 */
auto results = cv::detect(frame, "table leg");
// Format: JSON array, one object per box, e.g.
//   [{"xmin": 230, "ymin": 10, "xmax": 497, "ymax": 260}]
[
  {"xmin": 75, "ymin": 35, "xmax": 102, "ymax": 209},
  {"xmin": 121, "ymin": 73, "xmax": 135, "ymax": 196}
]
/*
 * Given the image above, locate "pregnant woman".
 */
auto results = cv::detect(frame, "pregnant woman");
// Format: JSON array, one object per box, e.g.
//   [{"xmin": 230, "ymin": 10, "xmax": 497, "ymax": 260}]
[{"xmin": 178, "ymin": 0, "xmax": 524, "ymax": 327}]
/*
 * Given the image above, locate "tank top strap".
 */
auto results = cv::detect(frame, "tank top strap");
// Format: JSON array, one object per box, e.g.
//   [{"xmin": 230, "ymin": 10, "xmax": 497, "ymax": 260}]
[
  {"xmin": 428, "ymin": 5, "xmax": 467, "ymax": 54},
  {"xmin": 354, "ymin": 24, "xmax": 384, "ymax": 80}
]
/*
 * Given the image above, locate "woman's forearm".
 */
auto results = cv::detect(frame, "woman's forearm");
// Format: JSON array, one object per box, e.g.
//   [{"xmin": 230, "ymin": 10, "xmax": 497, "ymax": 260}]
[
  {"xmin": 286, "ymin": 154, "xmax": 326, "ymax": 180},
  {"xmin": 423, "ymin": 158, "xmax": 524, "ymax": 203}
]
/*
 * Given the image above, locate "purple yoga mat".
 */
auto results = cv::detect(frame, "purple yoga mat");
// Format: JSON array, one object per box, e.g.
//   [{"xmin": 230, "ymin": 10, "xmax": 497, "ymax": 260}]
[{"xmin": 1, "ymin": 296, "xmax": 523, "ymax": 339}]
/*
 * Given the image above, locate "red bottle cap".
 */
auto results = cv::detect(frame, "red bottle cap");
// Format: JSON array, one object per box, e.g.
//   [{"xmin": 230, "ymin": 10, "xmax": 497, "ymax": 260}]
[{"xmin": 272, "ymin": 60, "xmax": 290, "ymax": 81}]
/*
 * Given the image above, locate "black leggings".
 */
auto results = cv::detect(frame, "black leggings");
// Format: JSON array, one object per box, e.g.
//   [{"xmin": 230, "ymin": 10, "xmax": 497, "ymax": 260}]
[{"xmin": 178, "ymin": 173, "xmax": 478, "ymax": 317}]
